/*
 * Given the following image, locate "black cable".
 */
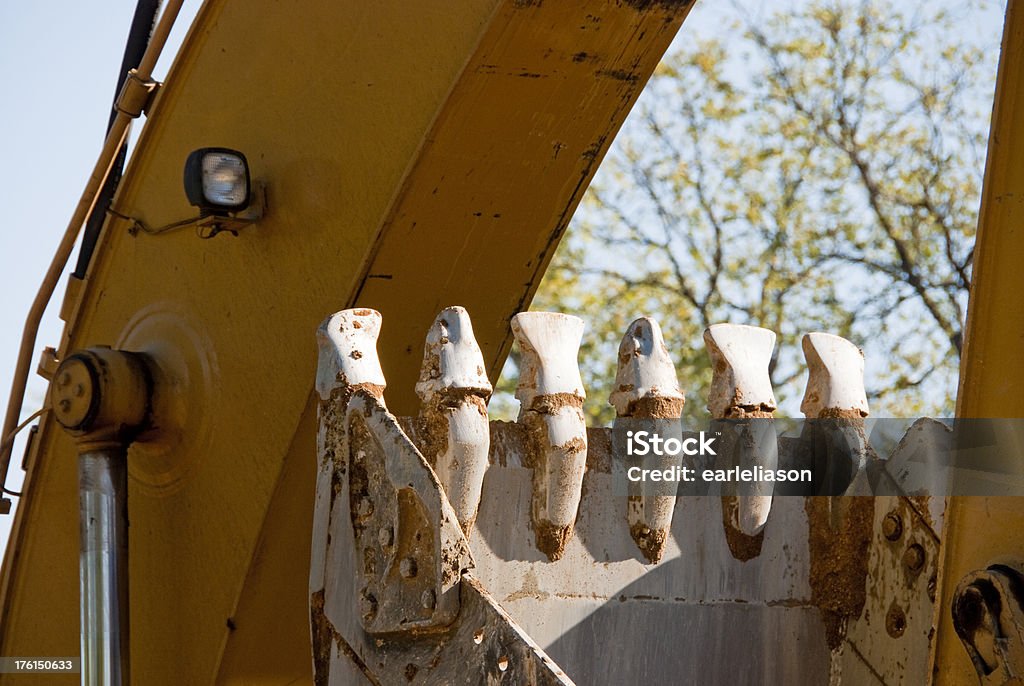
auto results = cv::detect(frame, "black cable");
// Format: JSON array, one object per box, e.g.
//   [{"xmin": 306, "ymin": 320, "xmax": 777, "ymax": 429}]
[{"xmin": 73, "ymin": 0, "xmax": 163, "ymax": 278}]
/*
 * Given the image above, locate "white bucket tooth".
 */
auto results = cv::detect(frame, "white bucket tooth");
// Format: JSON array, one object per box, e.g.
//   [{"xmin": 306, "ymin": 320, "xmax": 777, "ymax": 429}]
[
  {"xmin": 610, "ymin": 317, "xmax": 685, "ymax": 417},
  {"xmin": 312, "ymin": 308, "xmax": 386, "ymax": 595},
  {"xmin": 714, "ymin": 416, "xmax": 778, "ymax": 551},
  {"xmin": 315, "ymin": 308, "xmax": 386, "ymax": 403},
  {"xmin": 511, "ymin": 312, "xmax": 587, "ymax": 561},
  {"xmin": 800, "ymin": 332, "xmax": 869, "ymax": 419},
  {"xmin": 512, "ymin": 312, "xmax": 586, "ymax": 411},
  {"xmin": 703, "ymin": 324, "xmax": 777, "ymax": 418},
  {"xmin": 704, "ymin": 324, "xmax": 777, "ymax": 549},
  {"xmin": 416, "ymin": 307, "xmax": 492, "ymax": 534},
  {"xmin": 736, "ymin": 496, "xmax": 772, "ymax": 532},
  {"xmin": 611, "ymin": 317, "xmax": 684, "ymax": 563},
  {"xmin": 800, "ymin": 332, "xmax": 871, "ymax": 497},
  {"xmin": 416, "ymin": 306, "xmax": 492, "ymax": 400}
]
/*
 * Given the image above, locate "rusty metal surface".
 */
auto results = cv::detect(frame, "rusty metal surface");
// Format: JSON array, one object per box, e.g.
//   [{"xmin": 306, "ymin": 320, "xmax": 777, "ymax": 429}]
[
  {"xmin": 834, "ymin": 495, "xmax": 943, "ymax": 684},
  {"xmin": 345, "ymin": 391, "xmax": 472, "ymax": 634},
  {"xmin": 415, "ymin": 307, "xmax": 492, "ymax": 534},
  {"xmin": 469, "ymin": 425, "xmax": 943, "ymax": 685},
  {"xmin": 308, "ymin": 310, "xmax": 945, "ymax": 684},
  {"xmin": 314, "ymin": 389, "xmax": 573, "ymax": 684}
]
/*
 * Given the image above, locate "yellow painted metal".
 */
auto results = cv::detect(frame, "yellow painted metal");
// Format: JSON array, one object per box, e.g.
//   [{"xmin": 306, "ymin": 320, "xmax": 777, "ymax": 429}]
[
  {"xmin": 352, "ymin": 0, "xmax": 689, "ymax": 415},
  {"xmin": 936, "ymin": 1, "xmax": 1024, "ymax": 683},
  {"xmin": 0, "ymin": 1, "xmax": 690, "ymax": 683},
  {"xmin": 214, "ymin": 395, "xmax": 318, "ymax": 685}
]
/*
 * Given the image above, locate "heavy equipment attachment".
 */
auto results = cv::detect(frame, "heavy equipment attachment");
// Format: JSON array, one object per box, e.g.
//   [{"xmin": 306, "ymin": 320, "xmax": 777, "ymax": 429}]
[{"xmin": 312, "ymin": 306, "xmax": 953, "ymax": 684}]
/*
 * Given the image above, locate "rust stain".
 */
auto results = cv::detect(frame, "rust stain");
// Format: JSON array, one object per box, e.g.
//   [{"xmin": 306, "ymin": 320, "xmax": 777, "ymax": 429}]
[
  {"xmin": 720, "ymin": 495, "xmax": 765, "ymax": 562},
  {"xmin": 533, "ymin": 519, "xmax": 573, "ymax": 561},
  {"xmin": 628, "ymin": 395, "xmax": 685, "ymax": 419},
  {"xmin": 412, "ymin": 408, "xmax": 449, "ymax": 469},
  {"xmin": 805, "ymin": 496, "xmax": 874, "ymax": 650},
  {"xmin": 486, "ymin": 420, "xmax": 531, "ymax": 468},
  {"xmin": 621, "ymin": 0, "xmax": 695, "ymax": 10},
  {"xmin": 584, "ymin": 426, "xmax": 612, "ymax": 473},
  {"xmin": 310, "ymin": 589, "xmax": 378, "ymax": 685},
  {"xmin": 596, "ymin": 69, "xmax": 639, "ymax": 83},
  {"xmin": 817, "ymin": 407, "xmax": 869, "ymax": 419},
  {"xmin": 630, "ymin": 521, "xmax": 669, "ymax": 563},
  {"xmin": 558, "ymin": 436, "xmax": 587, "ymax": 454},
  {"xmin": 723, "ymin": 403, "xmax": 774, "ymax": 419},
  {"xmin": 528, "ymin": 392, "xmax": 584, "ymax": 413},
  {"xmin": 309, "ymin": 590, "xmax": 332, "ymax": 686},
  {"xmin": 505, "ymin": 568, "xmax": 550, "ymax": 603},
  {"xmin": 907, "ymin": 494, "xmax": 936, "ymax": 534}
]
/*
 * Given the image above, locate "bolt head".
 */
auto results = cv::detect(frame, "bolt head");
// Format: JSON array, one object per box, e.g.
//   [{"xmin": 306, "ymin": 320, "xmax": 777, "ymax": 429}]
[
  {"xmin": 886, "ymin": 605, "xmax": 907, "ymax": 638},
  {"xmin": 378, "ymin": 527, "xmax": 394, "ymax": 547},
  {"xmin": 903, "ymin": 543, "xmax": 926, "ymax": 572},
  {"xmin": 882, "ymin": 513, "xmax": 903, "ymax": 541},
  {"xmin": 421, "ymin": 589, "xmax": 436, "ymax": 610}
]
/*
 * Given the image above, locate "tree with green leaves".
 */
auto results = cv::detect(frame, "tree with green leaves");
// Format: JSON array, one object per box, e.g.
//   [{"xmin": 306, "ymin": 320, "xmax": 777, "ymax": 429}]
[{"xmin": 495, "ymin": 0, "xmax": 998, "ymax": 425}]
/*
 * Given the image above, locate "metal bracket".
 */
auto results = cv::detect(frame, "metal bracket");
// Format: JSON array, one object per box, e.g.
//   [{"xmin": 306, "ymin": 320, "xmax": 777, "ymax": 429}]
[
  {"xmin": 114, "ymin": 68, "xmax": 161, "ymax": 118},
  {"xmin": 345, "ymin": 389, "xmax": 473, "ymax": 634},
  {"xmin": 193, "ymin": 182, "xmax": 267, "ymax": 238},
  {"xmin": 317, "ymin": 388, "xmax": 575, "ymax": 683},
  {"xmin": 115, "ymin": 181, "xmax": 267, "ymax": 239}
]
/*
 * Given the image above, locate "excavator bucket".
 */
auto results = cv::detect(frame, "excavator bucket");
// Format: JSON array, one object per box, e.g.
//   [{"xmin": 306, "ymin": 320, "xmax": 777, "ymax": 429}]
[{"xmin": 312, "ymin": 307, "xmax": 948, "ymax": 684}]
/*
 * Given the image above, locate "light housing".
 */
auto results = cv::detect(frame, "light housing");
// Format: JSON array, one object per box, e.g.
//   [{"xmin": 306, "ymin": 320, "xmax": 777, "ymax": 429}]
[{"xmin": 184, "ymin": 148, "xmax": 251, "ymax": 214}]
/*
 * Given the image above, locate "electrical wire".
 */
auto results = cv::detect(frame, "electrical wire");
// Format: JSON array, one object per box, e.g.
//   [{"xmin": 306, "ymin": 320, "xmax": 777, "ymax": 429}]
[{"xmin": 0, "ymin": 406, "xmax": 49, "ymax": 498}]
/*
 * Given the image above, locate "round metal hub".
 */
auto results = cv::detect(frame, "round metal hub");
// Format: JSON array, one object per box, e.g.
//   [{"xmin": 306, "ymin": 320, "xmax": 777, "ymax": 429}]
[{"xmin": 51, "ymin": 355, "xmax": 100, "ymax": 431}]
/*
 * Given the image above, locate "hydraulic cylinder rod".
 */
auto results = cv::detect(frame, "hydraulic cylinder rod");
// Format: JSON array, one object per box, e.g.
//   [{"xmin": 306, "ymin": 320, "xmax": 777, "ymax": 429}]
[
  {"xmin": 79, "ymin": 449, "xmax": 130, "ymax": 686},
  {"xmin": 49, "ymin": 348, "xmax": 150, "ymax": 686}
]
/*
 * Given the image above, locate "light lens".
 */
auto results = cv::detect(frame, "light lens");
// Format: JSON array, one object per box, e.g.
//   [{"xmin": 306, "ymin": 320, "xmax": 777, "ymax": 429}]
[{"xmin": 201, "ymin": 152, "xmax": 248, "ymax": 206}]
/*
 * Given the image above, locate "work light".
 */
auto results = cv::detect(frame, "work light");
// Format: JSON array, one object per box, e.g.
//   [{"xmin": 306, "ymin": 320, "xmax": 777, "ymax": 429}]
[{"xmin": 184, "ymin": 148, "xmax": 251, "ymax": 214}]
